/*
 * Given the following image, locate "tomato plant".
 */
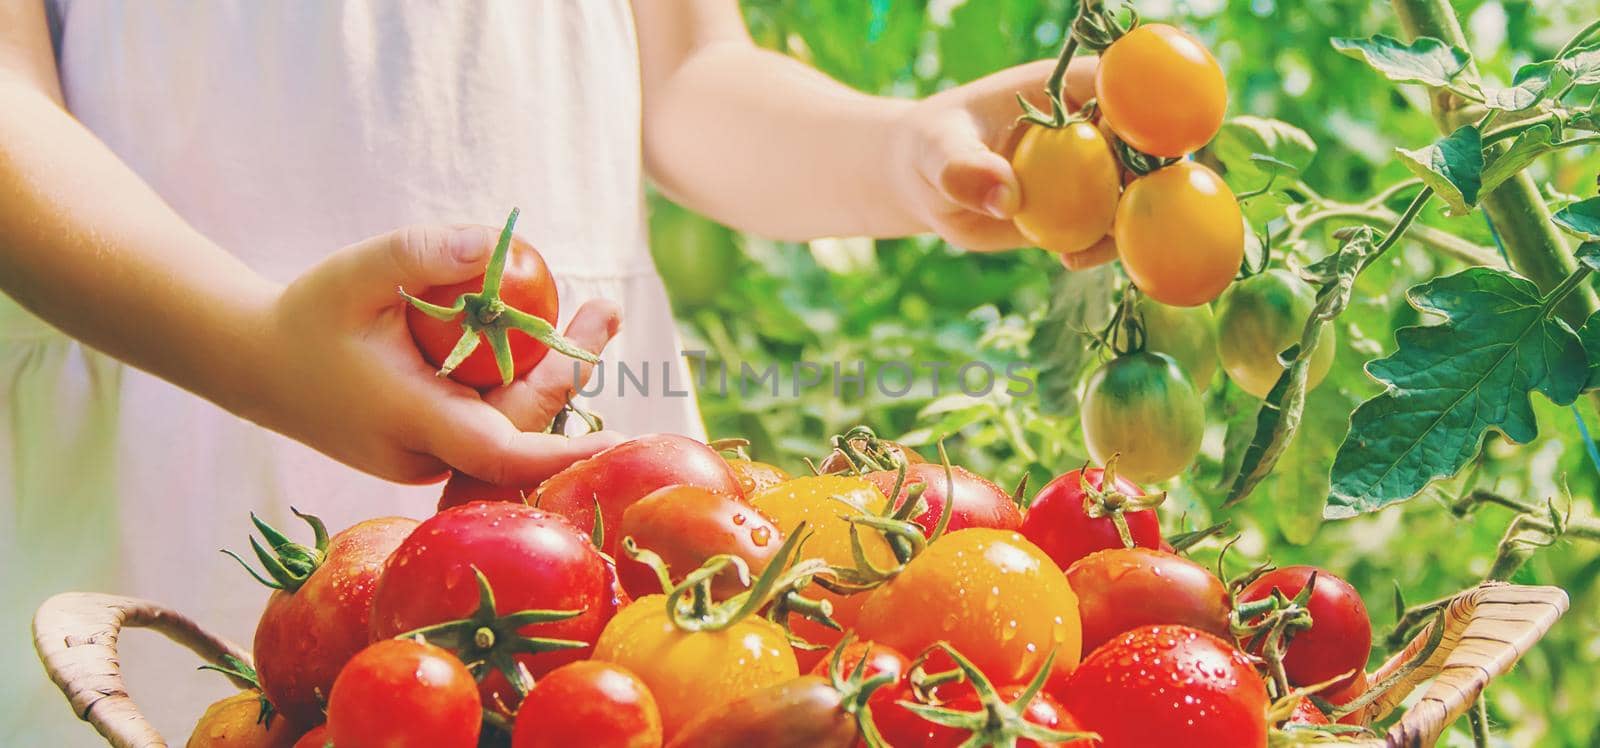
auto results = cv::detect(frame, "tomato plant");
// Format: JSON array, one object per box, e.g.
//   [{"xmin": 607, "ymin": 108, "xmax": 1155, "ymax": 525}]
[
  {"xmin": 1079, "ymin": 351, "xmax": 1204, "ymax": 483},
  {"xmin": 862, "ymin": 462, "xmax": 1022, "ymax": 537},
  {"xmin": 368, "ymin": 502, "xmax": 617, "ymax": 712},
  {"xmin": 1065, "ymin": 546, "xmax": 1231, "ymax": 653},
  {"xmin": 1215, "ymin": 268, "xmax": 1335, "ymax": 400},
  {"xmin": 1010, "ymin": 121, "xmax": 1121, "ymax": 256},
  {"xmin": 402, "ymin": 208, "xmax": 597, "ymax": 389},
  {"xmin": 1113, "ymin": 161, "xmax": 1243, "ymax": 307},
  {"xmin": 511, "ymin": 661, "xmax": 663, "ymax": 748},
  {"xmin": 1238, "ymin": 566, "xmax": 1372, "ymax": 691},
  {"xmin": 855, "ymin": 529, "xmax": 1082, "ymax": 685},
  {"xmin": 1060, "ymin": 625, "xmax": 1269, "ymax": 748},
  {"xmin": 325, "ymin": 639, "xmax": 481, "ymax": 748},
  {"xmin": 1095, "ymin": 23, "xmax": 1228, "ymax": 158},
  {"xmin": 538, "ymin": 433, "xmax": 745, "ymax": 558},
  {"xmin": 1019, "ymin": 460, "xmax": 1163, "ymax": 570},
  {"xmin": 227, "ymin": 512, "xmax": 417, "ymax": 729},
  {"xmin": 616, "ymin": 485, "xmax": 782, "ymax": 600}
]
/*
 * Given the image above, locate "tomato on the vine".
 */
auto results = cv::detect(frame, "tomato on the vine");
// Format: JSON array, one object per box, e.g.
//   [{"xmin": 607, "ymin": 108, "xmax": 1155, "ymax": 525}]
[
  {"xmin": 233, "ymin": 513, "xmax": 417, "ymax": 730},
  {"xmin": 1066, "ymin": 547, "xmax": 1231, "ymax": 653},
  {"xmin": 1136, "ymin": 294, "xmax": 1219, "ymax": 392},
  {"xmin": 1011, "ymin": 121, "xmax": 1122, "ymax": 256},
  {"xmin": 929, "ymin": 686, "xmax": 1094, "ymax": 748},
  {"xmin": 368, "ymin": 503, "xmax": 618, "ymax": 713},
  {"xmin": 1019, "ymin": 462, "xmax": 1162, "ymax": 570},
  {"xmin": 863, "ymin": 463, "xmax": 1021, "ymax": 537},
  {"xmin": 1060, "ymin": 625, "xmax": 1269, "ymax": 748},
  {"xmin": 1238, "ymin": 566, "xmax": 1372, "ymax": 691},
  {"xmin": 325, "ymin": 639, "xmax": 481, "ymax": 748},
  {"xmin": 1215, "ymin": 268, "xmax": 1336, "ymax": 399},
  {"xmin": 748, "ymin": 475, "xmax": 896, "ymax": 669},
  {"xmin": 1114, "ymin": 161, "xmax": 1243, "ymax": 307},
  {"xmin": 1095, "ymin": 23, "xmax": 1228, "ymax": 158},
  {"xmin": 511, "ymin": 661, "xmax": 663, "ymax": 748},
  {"xmin": 593, "ymin": 594, "xmax": 799, "ymax": 739},
  {"xmin": 855, "ymin": 529, "xmax": 1082, "ymax": 685},
  {"xmin": 1079, "ymin": 351, "xmax": 1204, "ymax": 483},
  {"xmin": 538, "ymin": 433, "xmax": 745, "ymax": 558},
  {"xmin": 616, "ymin": 485, "xmax": 783, "ymax": 600}
]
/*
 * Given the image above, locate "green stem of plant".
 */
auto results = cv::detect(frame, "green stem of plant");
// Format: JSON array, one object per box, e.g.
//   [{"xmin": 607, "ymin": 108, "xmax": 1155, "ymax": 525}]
[
  {"xmin": 1390, "ymin": 0, "xmax": 1598, "ymax": 328},
  {"xmin": 1369, "ymin": 187, "xmax": 1434, "ymax": 261},
  {"xmin": 1557, "ymin": 17, "xmax": 1600, "ymax": 58}
]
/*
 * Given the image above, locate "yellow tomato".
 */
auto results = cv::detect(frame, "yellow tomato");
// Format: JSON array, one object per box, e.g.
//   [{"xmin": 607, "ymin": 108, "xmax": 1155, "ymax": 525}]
[
  {"xmin": 1095, "ymin": 23, "xmax": 1228, "ymax": 158},
  {"xmin": 724, "ymin": 457, "xmax": 791, "ymax": 495},
  {"xmin": 593, "ymin": 595, "xmax": 797, "ymax": 739},
  {"xmin": 186, "ymin": 690, "xmax": 301, "ymax": 748},
  {"xmin": 1115, "ymin": 161, "xmax": 1243, "ymax": 307},
  {"xmin": 1011, "ymin": 121, "xmax": 1122, "ymax": 255},
  {"xmin": 855, "ymin": 529, "xmax": 1082, "ymax": 685},
  {"xmin": 748, "ymin": 475, "xmax": 897, "ymax": 669}
]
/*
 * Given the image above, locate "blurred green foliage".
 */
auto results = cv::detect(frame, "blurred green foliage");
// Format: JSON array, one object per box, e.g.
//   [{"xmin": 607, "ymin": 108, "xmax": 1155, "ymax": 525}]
[{"xmin": 648, "ymin": 1, "xmax": 1600, "ymax": 744}]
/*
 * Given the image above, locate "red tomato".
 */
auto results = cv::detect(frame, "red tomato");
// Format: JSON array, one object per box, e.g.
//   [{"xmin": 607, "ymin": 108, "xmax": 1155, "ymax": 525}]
[
  {"xmin": 616, "ymin": 485, "xmax": 783, "ymax": 600},
  {"xmin": 437, "ymin": 470, "xmax": 528, "ymax": 511},
  {"xmin": 929, "ymin": 686, "xmax": 1094, "ymax": 748},
  {"xmin": 368, "ymin": 503, "xmax": 618, "ymax": 713},
  {"xmin": 1284, "ymin": 697, "xmax": 1330, "ymax": 726},
  {"xmin": 1061, "ymin": 625, "xmax": 1269, "ymax": 748},
  {"xmin": 405, "ymin": 231, "xmax": 559, "ymax": 390},
  {"xmin": 1018, "ymin": 466, "xmax": 1161, "ymax": 570},
  {"xmin": 1238, "ymin": 566, "xmax": 1372, "ymax": 692},
  {"xmin": 326, "ymin": 639, "xmax": 480, "ymax": 748},
  {"xmin": 1325, "ymin": 669, "xmax": 1370, "ymax": 726},
  {"xmin": 512, "ymin": 661, "xmax": 663, "ymax": 748},
  {"xmin": 538, "ymin": 434, "xmax": 745, "ymax": 557},
  {"xmin": 291, "ymin": 724, "xmax": 328, "ymax": 748},
  {"xmin": 806, "ymin": 639, "xmax": 910, "ymax": 725},
  {"xmin": 1065, "ymin": 547, "xmax": 1231, "ymax": 653},
  {"xmin": 863, "ymin": 463, "xmax": 1022, "ymax": 536},
  {"xmin": 240, "ymin": 514, "xmax": 418, "ymax": 729}
]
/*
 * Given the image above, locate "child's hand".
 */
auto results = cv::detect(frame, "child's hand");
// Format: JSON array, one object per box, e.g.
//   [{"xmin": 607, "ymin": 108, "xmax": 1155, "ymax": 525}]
[
  {"xmin": 888, "ymin": 56, "xmax": 1109, "ymax": 265},
  {"xmin": 250, "ymin": 224, "xmax": 625, "ymax": 485}
]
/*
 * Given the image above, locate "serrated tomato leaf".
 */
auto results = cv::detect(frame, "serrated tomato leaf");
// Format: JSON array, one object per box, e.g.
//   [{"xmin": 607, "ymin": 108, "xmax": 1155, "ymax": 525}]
[
  {"xmin": 1563, "ymin": 46, "xmax": 1600, "ymax": 86},
  {"xmin": 1331, "ymin": 34, "xmax": 1470, "ymax": 87},
  {"xmin": 1482, "ymin": 125, "xmax": 1556, "ymax": 195},
  {"xmin": 1553, "ymin": 198, "xmax": 1600, "ymax": 240},
  {"xmin": 1030, "ymin": 264, "xmax": 1116, "ymax": 416},
  {"xmin": 1225, "ymin": 227, "xmax": 1383, "ymax": 506},
  {"xmin": 1327, "ymin": 268, "xmax": 1588, "ymax": 516},
  {"xmin": 1478, "ymin": 61, "xmax": 1555, "ymax": 111},
  {"xmin": 1396, "ymin": 126, "xmax": 1482, "ymax": 216}
]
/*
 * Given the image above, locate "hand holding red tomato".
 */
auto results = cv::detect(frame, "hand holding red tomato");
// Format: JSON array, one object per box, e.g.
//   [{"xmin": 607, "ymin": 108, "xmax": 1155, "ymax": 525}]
[{"xmin": 265, "ymin": 221, "xmax": 624, "ymax": 485}]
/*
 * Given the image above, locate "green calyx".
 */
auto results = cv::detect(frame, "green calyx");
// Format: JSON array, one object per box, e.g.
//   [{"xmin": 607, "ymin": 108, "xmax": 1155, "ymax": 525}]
[
  {"xmin": 198, "ymin": 654, "xmax": 277, "ymax": 729},
  {"xmin": 817, "ymin": 443, "xmax": 959, "ymax": 596},
  {"xmin": 222, "ymin": 508, "xmax": 329, "ymax": 593},
  {"xmin": 894, "ymin": 644, "xmax": 1099, "ymax": 748},
  {"xmin": 821, "ymin": 425, "xmax": 917, "ymax": 475},
  {"xmin": 1015, "ymin": 0, "xmax": 1134, "ymax": 129},
  {"xmin": 625, "ymin": 522, "xmax": 841, "ymax": 644},
  {"xmin": 1077, "ymin": 454, "xmax": 1167, "ymax": 549},
  {"xmin": 1229, "ymin": 566, "xmax": 1320, "ymax": 698},
  {"xmin": 823, "ymin": 634, "xmax": 899, "ymax": 748},
  {"xmin": 399, "ymin": 207, "xmax": 599, "ymax": 387},
  {"xmin": 396, "ymin": 566, "xmax": 588, "ymax": 698}
]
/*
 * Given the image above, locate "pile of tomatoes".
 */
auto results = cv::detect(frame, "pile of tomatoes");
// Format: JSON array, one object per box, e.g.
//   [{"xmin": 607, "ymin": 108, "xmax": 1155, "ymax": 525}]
[{"xmin": 191, "ymin": 430, "xmax": 1376, "ymax": 748}]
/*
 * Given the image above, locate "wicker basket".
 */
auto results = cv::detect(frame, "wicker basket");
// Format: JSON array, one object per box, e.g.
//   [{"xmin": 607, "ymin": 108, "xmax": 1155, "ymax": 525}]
[{"xmin": 34, "ymin": 582, "xmax": 1568, "ymax": 748}]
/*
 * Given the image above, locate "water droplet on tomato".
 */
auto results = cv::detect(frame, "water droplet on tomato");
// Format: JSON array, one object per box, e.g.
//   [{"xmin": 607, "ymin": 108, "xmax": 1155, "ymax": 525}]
[
  {"xmin": 732, "ymin": 514, "xmax": 746, "ymax": 525},
  {"xmin": 751, "ymin": 527, "xmax": 772, "ymax": 546}
]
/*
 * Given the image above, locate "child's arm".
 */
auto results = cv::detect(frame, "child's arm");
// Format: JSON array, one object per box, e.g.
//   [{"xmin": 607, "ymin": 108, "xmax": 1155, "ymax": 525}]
[
  {"xmin": 0, "ymin": 2, "xmax": 620, "ymax": 487},
  {"xmin": 632, "ymin": 0, "xmax": 1097, "ymax": 253}
]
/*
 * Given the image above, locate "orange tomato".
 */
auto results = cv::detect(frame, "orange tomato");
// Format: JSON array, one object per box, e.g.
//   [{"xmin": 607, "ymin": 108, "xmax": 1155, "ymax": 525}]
[
  {"xmin": 1011, "ymin": 121, "xmax": 1121, "ymax": 255},
  {"xmin": 1114, "ymin": 161, "xmax": 1243, "ymax": 306},
  {"xmin": 1095, "ymin": 23, "xmax": 1228, "ymax": 158}
]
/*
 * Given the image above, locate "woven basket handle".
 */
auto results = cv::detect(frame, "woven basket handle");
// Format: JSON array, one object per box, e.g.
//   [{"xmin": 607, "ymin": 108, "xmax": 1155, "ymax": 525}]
[
  {"xmin": 32, "ymin": 592, "xmax": 254, "ymax": 748},
  {"xmin": 1345, "ymin": 582, "xmax": 1569, "ymax": 747}
]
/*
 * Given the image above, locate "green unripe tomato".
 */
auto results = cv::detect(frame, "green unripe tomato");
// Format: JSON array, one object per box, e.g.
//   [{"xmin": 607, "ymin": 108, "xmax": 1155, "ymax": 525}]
[
  {"xmin": 1214, "ymin": 269, "xmax": 1335, "ymax": 399},
  {"xmin": 1135, "ymin": 296, "xmax": 1219, "ymax": 392},
  {"xmin": 1080, "ymin": 351, "xmax": 1205, "ymax": 484}
]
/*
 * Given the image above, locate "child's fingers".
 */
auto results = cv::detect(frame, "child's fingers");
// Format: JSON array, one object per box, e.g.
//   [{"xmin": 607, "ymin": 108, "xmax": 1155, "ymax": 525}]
[
  {"xmin": 919, "ymin": 119, "xmax": 1021, "ymax": 220},
  {"xmin": 484, "ymin": 298, "xmax": 621, "ymax": 431},
  {"xmin": 320, "ymin": 224, "xmax": 501, "ymax": 315},
  {"xmin": 416, "ymin": 391, "xmax": 626, "ymax": 487},
  {"xmin": 1059, "ymin": 235, "xmax": 1120, "ymax": 271}
]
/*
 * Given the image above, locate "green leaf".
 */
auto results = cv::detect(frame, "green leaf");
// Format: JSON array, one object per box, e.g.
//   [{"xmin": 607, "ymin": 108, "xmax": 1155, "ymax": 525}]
[
  {"xmin": 1580, "ymin": 311, "xmax": 1600, "ymax": 392},
  {"xmin": 1212, "ymin": 116, "xmax": 1318, "ymax": 185},
  {"xmin": 1562, "ymin": 46, "xmax": 1600, "ymax": 86},
  {"xmin": 1225, "ymin": 228, "xmax": 1383, "ymax": 505},
  {"xmin": 1030, "ymin": 264, "xmax": 1116, "ymax": 417},
  {"xmin": 1395, "ymin": 126, "xmax": 1483, "ymax": 216},
  {"xmin": 1327, "ymin": 268, "xmax": 1588, "ymax": 515},
  {"xmin": 1478, "ymin": 61, "xmax": 1555, "ymax": 111},
  {"xmin": 1553, "ymin": 198, "xmax": 1600, "ymax": 240},
  {"xmin": 1331, "ymin": 34, "xmax": 1470, "ymax": 87},
  {"xmin": 1481, "ymin": 125, "xmax": 1556, "ymax": 195},
  {"xmin": 1274, "ymin": 385, "xmax": 1359, "ymax": 545}
]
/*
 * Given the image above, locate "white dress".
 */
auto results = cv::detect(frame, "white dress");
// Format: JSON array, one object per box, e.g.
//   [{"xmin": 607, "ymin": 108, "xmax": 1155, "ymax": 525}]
[{"xmin": 1, "ymin": 1, "xmax": 702, "ymax": 743}]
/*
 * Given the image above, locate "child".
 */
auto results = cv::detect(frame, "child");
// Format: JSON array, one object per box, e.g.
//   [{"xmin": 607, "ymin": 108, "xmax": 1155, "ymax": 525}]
[{"xmin": 0, "ymin": 1, "xmax": 1099, "ymax": 741}]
